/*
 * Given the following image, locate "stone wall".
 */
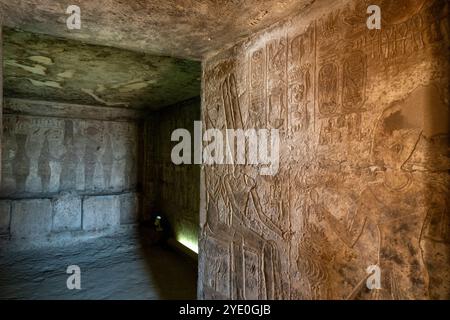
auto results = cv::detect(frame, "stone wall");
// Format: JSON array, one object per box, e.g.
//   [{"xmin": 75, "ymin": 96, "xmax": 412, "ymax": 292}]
[
  {"xmin": 0, "ymin": 99, "xmax": 141, "ymax": 242},
  {"xmin": 143, "ymin": 98, "xmax": 200, "ymax": 250},
  {"xmin": 199, "ymin": 0, "xmax": 449, "ymax": 299},
  {"xmin": 0, "ymin": 25, "xmax": 3, "ymax": 183},
  {"xmin": 0, "ymin": 192, "xmax": 137, "ymax": 239}
]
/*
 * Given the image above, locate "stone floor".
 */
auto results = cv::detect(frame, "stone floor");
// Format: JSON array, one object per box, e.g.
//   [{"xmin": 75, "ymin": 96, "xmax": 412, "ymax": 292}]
[{"xmin": 0, "ymin": 228, "xmax": 197, "ymax": 299}]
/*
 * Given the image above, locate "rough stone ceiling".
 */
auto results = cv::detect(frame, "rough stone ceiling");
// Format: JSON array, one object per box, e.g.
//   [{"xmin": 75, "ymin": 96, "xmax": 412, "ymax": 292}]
[
  {"xmin": 3, "ymin": 28, "xmax": 201, "ymax": 109},
  {"xmin": 0, "ymin": 0, "xmax": 316, "ymax": 60}
]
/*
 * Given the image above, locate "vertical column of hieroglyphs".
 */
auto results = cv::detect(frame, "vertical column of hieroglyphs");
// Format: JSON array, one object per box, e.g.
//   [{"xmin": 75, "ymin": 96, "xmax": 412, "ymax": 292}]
[
  {"xmin": 200, "ymin": 60, "xmax": 234, "ymax": 299},
  {"xmin": 249, "ymin": 47, "xmax": 266, "ymax": 128},
  {"xmin": 199, "ymin": 48, "xmax": 290, "ymax": 299},
  {"xmin": 251, "ymin": 33, "xmax": 291, "ymax": 277},
  {"xmin": 266, "ymin": 36, "xmax": 288, "ymax": 135},
  {"xmin": 307, "ymin": 0, "xmax": 450, "ymax": 300},
  {"xmin": 200, "ymin": 0, "xmax": 449, "ymax": 300},
  {"xmin": 301, "ymin": 6, "xmax": 371, "ymax": 300},
  {"xmin": 288, "ymin": 23, "xmax": 315, "ymax": 134}
]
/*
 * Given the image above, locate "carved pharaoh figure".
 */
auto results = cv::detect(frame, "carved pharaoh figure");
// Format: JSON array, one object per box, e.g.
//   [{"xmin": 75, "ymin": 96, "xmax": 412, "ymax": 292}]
[{"xmin": 316, "ymin": 84, "xmax": 449, "ymax": 299}]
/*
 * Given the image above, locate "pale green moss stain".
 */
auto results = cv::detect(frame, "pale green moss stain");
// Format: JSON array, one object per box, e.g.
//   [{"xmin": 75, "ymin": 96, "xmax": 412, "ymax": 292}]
[
  {"xmin": 28, "ymin": 56, "xmax": 53, "ymax": 65},
  {"xmin": 27, "ymin": 78, "xmax": 62, "ymax": 89},
  {"xmin": 5, "ymin": 60, "xmax": 47, "ymax": 75},
  {"xmin": 4, "ymin": 27, "xmax": 201, "ymax": 109}
]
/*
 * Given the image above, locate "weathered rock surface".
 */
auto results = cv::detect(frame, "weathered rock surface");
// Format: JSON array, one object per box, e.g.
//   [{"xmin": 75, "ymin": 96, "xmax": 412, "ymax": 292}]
[
  {"xmin": 11, "ymin": 199, "xmax": 52, "ymax": 239},
  {"xmin": 142, "ymin": 98, "xmax": 200, "ymax": 247},
  {"xmin": 199, "ymin": 0, "xmax": 449, "ymax": 300},
  {"xmin": 0, "ymin": 0, "xmax": 317, "ymax": 60},
  {"xmin": 0, "ymin": 229, "xmax": 197, "ymax": 299},
  {"xmin": 2, "ymin": 28, "xmax": 201, "ymax": 110},
  {"xmin": 83, "ymin": 195, "xmax": 121, "ymax": 231},
  {"xmin": 0, "ymin": 200, "xmax": 11, "ymax": 235},
  {"xmin": 52, "ymin": 192, "xmax": 82, "ymax": 232},
  {"xmin": 1, "ymin": 107, "xmax": 138, "ymax": 197}
]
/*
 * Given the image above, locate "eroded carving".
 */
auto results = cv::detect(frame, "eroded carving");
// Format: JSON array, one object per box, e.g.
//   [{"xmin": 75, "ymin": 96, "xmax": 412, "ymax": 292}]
[
  {"xmin": 1, "ymin": 113, "xmax": 138, "ymax": 196},
  {"xmin": 318, "ymin": 63, "xmax": 338, "ymax": 116},
  {"xmin": 200, "ymin": 0, "xmax": 449, "ymax": 300},
  {"xmin": 342, "ymin": 51, "xmax": 366, "ymax": 112}
]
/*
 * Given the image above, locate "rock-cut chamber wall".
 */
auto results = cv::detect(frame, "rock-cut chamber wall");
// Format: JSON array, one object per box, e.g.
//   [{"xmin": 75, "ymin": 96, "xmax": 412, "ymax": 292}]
[
  {"xmin": 0, "ymin": 98, "xmax": 140, "ymax": 245},
  {"xmin": 199, "ymin": 0, "xmax": 449, "ymax": 299},
  {"xmin": 142, "ymin": 98, "xmax": 200, "ymax": 252}
]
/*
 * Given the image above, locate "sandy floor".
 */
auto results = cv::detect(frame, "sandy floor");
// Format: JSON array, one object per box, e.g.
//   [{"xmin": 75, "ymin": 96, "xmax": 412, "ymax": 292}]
[{"xmin": 0, "ymin": 229, "xmax": 197, "ymax": 300}]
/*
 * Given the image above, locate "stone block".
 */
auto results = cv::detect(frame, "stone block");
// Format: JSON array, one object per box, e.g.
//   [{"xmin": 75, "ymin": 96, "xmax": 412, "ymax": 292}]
[
  {"xmin": 82, "ymin": 195, "xmax": 120, "ymax": 231},
  {"xmin": 52, "ymin": 193, "xmax": 82, "ymax": 232},
  {"xmin": 0, "ymin": 201, "xmax": 11, "ymax": 235},
  {"xmin": 120, "ymin": 193, "xmax": 139, "ymax": 224},
  {"xmin": 11, "ymin": 199, "xmax": 52, "ymax": 238}
]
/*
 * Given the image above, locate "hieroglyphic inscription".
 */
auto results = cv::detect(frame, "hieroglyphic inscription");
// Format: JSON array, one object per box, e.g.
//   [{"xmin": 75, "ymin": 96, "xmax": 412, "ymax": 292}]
[
  {"xmin": 243, "ymin": 246, "xmax": 260, "ymax": 299},
  {"xmin": 319, "ymin": 113, "xmax": 362, "ymax": 145},
  {"xmin": 318, "ymin": 62, "xmax": 338, "ymax": 116},
  {"xmin": 204, "ymin": 236, "xmax": 231, "ymax": 298},
  {"xmin": 352, "ymin": 0, "xmax": 449, "ymax": 62},
  {"xmin": 249, "ymin": 48, "xmax": 266, "ymax": 128},
  {"xmin": 342, "ymin": 51, "xmax": 366, "ymax": 112},
  {"xmin": 266, "ymin": 37, "xmax": 288, "ymax": 134},
  {"xmin": 200, "ymin": 0, "xmax": 449, "ymax": 300},
  {"xmin": 288, "ymin": 23, "xmax": 315, "ymax": 133}
]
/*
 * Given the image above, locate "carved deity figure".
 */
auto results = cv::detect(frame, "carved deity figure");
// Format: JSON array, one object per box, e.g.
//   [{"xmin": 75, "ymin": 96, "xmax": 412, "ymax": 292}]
[
  {"xmin": 316, "ymin": 84, "xmax": 449, "ymax": 299},
  {"xmin": 202, "ymin": 68, "xmax": 284, "ymax": 300}
]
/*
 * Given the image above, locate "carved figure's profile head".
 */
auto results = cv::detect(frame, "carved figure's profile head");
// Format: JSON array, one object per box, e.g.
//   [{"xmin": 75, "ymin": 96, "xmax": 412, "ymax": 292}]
[{"xmin": 371, "ymin": 84, "xmax": 448, "ymax": 170}]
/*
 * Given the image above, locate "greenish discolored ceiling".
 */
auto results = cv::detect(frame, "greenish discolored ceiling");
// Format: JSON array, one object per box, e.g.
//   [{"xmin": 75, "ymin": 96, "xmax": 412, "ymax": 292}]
[
  {"xmin": 0, "ymin": 0, "xmax": 317, "ymax": 60},
  {"xmin": 3, "ymin": 27, "xmax": 201, "ymax": 109}
]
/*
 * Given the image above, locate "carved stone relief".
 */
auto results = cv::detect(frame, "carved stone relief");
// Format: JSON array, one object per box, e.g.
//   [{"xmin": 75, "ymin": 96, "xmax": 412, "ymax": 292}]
[
  {"xmin": 199, "ymin": 0, "xmax": 449, "ymax": 300},
  {"xmin": 1, "ymin": 111, "xmax": 138, "ymax": 197}
]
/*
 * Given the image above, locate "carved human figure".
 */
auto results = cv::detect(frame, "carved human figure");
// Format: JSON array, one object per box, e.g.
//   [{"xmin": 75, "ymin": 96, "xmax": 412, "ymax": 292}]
[
  {"xmin": 37, "ymin": 135, "xmax": 51, "ymax": 192},
  {"xmin": 60, "ymin": 120, "xmax": 78, "ymax": 191},
  {"xmin": 83, "ymin": 124, "xmax": 105, "ymax": 190},
  {"xmin": 1, "ymin": 123, "xmax": 18, "ymax": 193},
  {"xmin": 111, "ymin": 123, "xmax": 136, "ymax": 189},
  {"xmin": 12, "ymin": 134, "xmax": 29, "ymax": 192},
  {"xmin": 315, "ymin": 84, "xmax": 448, "ymax": 299},
  {"xmin": 202, "ymin": 70, "xmax": 284, "ymax": 299},
  {"xmin": 46, "ymin": 127, "xmax": 65, "ymax": 192},
  {"xmin": 102, "ymin": 132, "xmax": 113, "ymax": 188},
  {"xmin": 204, "ymin": 165, "xmax": 284, "ymax": 299},
  {"xmin": 219, "ymin": 72, "xmax": 284, "ymax": 237}
]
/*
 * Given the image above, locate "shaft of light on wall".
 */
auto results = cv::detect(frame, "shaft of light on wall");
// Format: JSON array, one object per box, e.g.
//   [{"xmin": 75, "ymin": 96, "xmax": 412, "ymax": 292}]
[{"xmin": 177, "ymin": 235, "xmax": 198, "ymax": 254}]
